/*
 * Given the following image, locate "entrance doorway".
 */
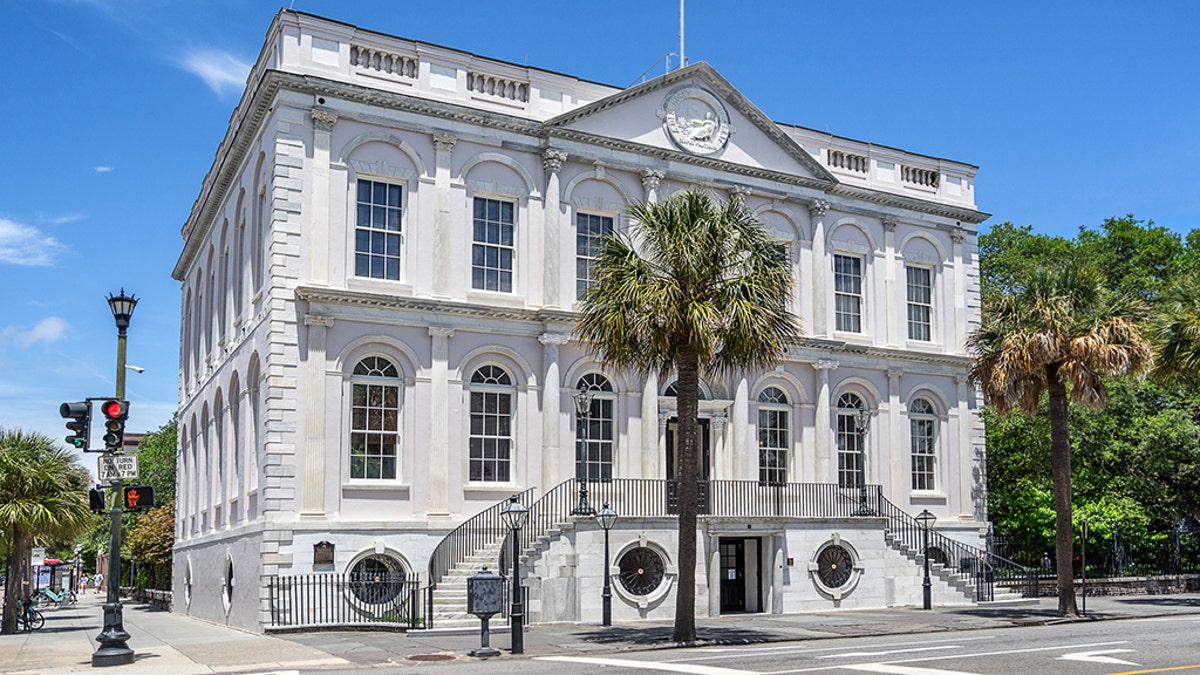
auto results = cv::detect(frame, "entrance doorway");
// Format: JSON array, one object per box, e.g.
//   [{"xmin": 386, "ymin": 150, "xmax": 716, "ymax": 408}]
[
  {"xmin": 665, "ymin": 418, "xmax": 711, "ymax": 480},
  {"xmin": 718, "ymin": 537, "xmax": 762, "ymax": 614}
]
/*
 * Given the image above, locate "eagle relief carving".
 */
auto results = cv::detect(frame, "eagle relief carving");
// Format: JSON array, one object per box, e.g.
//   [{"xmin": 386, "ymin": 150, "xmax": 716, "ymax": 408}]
[{"xmin": 661, "ymin": 86, "xmax": 732, "ymax": 156}]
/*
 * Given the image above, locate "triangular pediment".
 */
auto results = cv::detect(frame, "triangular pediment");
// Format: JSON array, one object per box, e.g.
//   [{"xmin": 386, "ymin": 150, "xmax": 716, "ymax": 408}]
[{"xmin": 545, "ymin": 63, "xmax": 836, "ymax": 185}]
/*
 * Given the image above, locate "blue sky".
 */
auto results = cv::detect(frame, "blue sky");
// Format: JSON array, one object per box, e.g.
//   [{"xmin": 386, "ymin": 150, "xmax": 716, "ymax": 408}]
[{"xmin": 2, "ymin": 0, "xmax": 1198, "ymax": 471}]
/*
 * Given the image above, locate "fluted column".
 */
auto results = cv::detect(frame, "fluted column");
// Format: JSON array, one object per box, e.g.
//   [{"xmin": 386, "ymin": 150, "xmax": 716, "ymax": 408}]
[
  {"xmin": 310, "ymin": 109, "xmax": 337, "ymax": 285},
  {"xmin": 883, "ymin": 217, "xmax": 899, "ymax": 347},
  {"xmin": 428, "ymin": 327, "xmax": 454, "ymax": 516},
  {"xmin": 711, "ymin": 413, "xmax": 728, "ymax": 480},
  {"xmin": 641, "ymin": 372, "xmax": 659, "ymax": 478},
  {"xmin": 887, "ymin": 369, "xmax": 904, "ymax": 501},
  {"xmin": 540, "ymin": 333, "xmax": 570, "ymax": 490},
  {"xmin": 813, "ymin": 359, "xmax": 838, "ymax": 482},
  {"xmin": 432, "ymin": 134, "xmax": 456, "ymax": 297},
  {"xmin": 951, "ymin": 226, "xmax": 968, "ymax": 353},
  {"xmin": 301, "ymin": 315, "xmax": 333, "ymax": 517},
  {"xmin": 809, "ymin": 200, "xmax": 831, "ymax": 337},
  {"xmin": 542, "ymin": 150, "xmax": 566, "ymax": 308},
  {"xmin": 642, "ymin": 169, "xmax": 664, "ymax": 204}
]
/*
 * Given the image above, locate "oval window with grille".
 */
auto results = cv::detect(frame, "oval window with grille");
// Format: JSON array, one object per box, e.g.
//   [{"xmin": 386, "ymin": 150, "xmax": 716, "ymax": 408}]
[
  {"xmin": 618, "ymin": 546, "xmax": 665, "ymax": 596},
  {"xmin": 815, "ymin": 545, "xmax": 854, "ymax": 589}
]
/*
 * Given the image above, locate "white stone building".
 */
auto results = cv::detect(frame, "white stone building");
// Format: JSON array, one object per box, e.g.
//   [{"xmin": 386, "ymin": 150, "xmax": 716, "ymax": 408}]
[{"xmin": 172, "ymin": 10, "xmax": 993, "ymax": 631}]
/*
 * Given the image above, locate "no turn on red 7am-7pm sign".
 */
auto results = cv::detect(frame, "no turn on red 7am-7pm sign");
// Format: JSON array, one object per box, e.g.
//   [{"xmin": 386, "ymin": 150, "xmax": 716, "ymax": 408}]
[{"xmin": 97, "ymin": 454, "xmax": 138, "ymax": 481}]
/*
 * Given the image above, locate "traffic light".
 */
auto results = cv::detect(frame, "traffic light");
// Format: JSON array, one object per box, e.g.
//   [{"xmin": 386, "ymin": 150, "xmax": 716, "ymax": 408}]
[
  {"xmin": 60, "ymin": 401, "xmax": 91, "ymax": 450},
  {"xmin": 100, "ymin": 399, "xmax": 129, "ymax": 452},
  {"xmin": 122, "ymin": 485, "xmax": 155, "ymax": 510},
  {"xmin": 89, "ymin": 486, "xmax": 106, "ymax": 514}
]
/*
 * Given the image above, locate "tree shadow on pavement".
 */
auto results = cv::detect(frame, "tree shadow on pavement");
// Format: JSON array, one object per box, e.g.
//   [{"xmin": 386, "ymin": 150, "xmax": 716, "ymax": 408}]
[
  {"xmin": 1108, "ymin": 596, "xmax": 1200, "ymax": 608},
  {"xmin": 571, "ymin": 625, "xmax": 786, "ymax": 646}
]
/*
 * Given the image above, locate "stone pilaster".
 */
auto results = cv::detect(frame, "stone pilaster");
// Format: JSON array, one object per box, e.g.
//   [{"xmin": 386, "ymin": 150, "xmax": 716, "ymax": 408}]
[
  {"xmin": 809, "ymin": 200, "xmax": 831, "ymax": 337},
  {"xmin": 886, "ymin": 369, "xmax": 903, "ymax": 501},
  {"xmin": 542, "ymin": 150, "xmax": 566, "ymax": 307},
  {"xmin": 731, "ymin": 375, "xmax": 748, "ymax": 480},
  {"xmin": 641, "ymin": 372, "xmax": 659, "ymax": 478},
  {"xmin": 951, "ymin": 226, "xmax": 967, "ymax": 353},
  {"xmin": 309, "ymin": 108, "xmax": 337, "ymax": 285},
  {"xmin": 432, "ymin": 134, "xmax": 457, "ymax": 296},
  {"xmin": 539, "ymin": 332, "xmax": 571, "ymax": 490},
  {"xmin": 955, "ymin": 374, "xmax": 972, "ymax": 518},
  {"xmin": 428, "ymin": 327, "xmax": 454, "ymax": 516},
  {"xmin": 883, "ymin": 217, "xmax": 898, "ymax": 347},
  {"xmin": 300, "ymin": 314, "xmax": 333, "ymax": 517},
  {"xmin": 813, "ymin": 358, "xmax": 838, "ymax": 482},
  {"xmin": 642, "ymin": 169, "xmax": 664, "ymax": 203}
]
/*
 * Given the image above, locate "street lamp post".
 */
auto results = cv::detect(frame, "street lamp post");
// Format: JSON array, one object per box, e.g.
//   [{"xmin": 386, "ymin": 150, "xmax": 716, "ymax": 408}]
[
  {"xmin": 571, "ymin": 388, "xmax": 596, "ymax": 517},
  {"xmin": 500, "ymin": 495, "xmax": 529, "ymax": 654},
  {"xmin": 594, "ymin": 502, "xmax": 618, "ymax": 626},
  {"xmin": 94, "ymin": 289, "xmax": 137, "ymax": 667},
  {"xmin": 853, "ymin": 407, "xmax": 873, "ymax": 516},
  {"xmin": 916, "ymin": 509, "xmax": 937, "ymax": 610}
]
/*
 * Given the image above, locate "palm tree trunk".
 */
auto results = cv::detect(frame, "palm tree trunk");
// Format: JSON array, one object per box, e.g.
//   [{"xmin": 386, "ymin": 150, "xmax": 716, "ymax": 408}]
[
  {"xmin": 1, "ymin": 529, "xmax": 28, "ymax": 634},
  {"xmin": 1046, "ymin": 366, "xmax": 1079, "ymax": 616},
  {"xmin": 672, "ymin": 343, "xmax": 699, "ymax": 643}
]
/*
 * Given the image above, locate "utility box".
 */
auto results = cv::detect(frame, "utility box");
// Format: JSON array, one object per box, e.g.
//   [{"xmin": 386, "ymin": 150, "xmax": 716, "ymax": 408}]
[{"xmin": 467, "ymin": 567, "xmax": 504, "ymax": 617}]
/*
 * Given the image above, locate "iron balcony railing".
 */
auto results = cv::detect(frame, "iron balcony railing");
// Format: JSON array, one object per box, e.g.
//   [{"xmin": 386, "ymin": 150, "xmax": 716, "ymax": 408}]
[{"xmin": 267, "ymin": 572, "xmax": 425, "ymax": 629}]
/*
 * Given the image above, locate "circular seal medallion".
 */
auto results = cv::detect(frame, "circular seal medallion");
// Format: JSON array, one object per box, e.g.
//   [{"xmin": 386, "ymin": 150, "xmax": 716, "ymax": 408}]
[{"xmin": 661, "ymin": 86, "xmax": 732, "ymax": 156}]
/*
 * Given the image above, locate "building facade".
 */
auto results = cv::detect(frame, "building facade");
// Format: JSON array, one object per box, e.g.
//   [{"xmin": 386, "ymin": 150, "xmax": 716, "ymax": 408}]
[{"xmin": 173, "ymin": 10, "xmax": 990, "ymax": 631}]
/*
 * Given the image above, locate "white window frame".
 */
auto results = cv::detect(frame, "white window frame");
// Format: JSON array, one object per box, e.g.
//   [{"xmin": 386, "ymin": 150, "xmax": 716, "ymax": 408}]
[
  {"xmin": 836, "ymin": 393, "xmax": 866, "ymax": 487},
  {"xmin": 906, "ymin": 265, "xmax": 933, "ymax": 342},
  {"xmin": 834, "ymin": 254, "xmax": 864, "ymax": 333},
  {"xmin": 909, "ymin": 397, "xmax": 938, "ymax": 492},
  {"xmin": 757, "ymin": 387, "xmax": 790, "ymax": 485},
  {"xmin": 468, "ymin": 365, "xmax": 515, "ymax": 483},
  {"xmin": 348, "ymin": 356, "xmax": 402, "ymax": 481},
  {"xmin": 575, "ymin": 211, "xmax": 614, "ymax": 300},
  {"xmin": 354, "ymin": 178, "xmax": 405, "ymax": 281},
  {"xmin": 575, "ymin": 373, "xmax": 615, "ymax": 483},
  {"xmin": 471, "ymin": 196, "xmax": 516, "ymax": 293}
]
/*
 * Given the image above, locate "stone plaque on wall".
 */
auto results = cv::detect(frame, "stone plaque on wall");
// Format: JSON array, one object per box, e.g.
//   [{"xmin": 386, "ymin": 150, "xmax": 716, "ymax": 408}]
[{"xmin": 314, "ymin": 541, "xmax": 334, "ymax": 566}]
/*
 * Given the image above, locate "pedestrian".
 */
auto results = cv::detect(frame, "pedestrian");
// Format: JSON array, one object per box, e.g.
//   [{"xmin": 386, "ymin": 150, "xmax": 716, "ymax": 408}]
[{"xmin": 94, "ymin": 572, "xmax": 104, "ymax": 594}]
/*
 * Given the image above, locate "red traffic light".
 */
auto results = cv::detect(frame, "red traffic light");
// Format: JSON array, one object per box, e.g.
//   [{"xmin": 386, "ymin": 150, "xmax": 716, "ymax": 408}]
[
  {"xmin": 101, "ymin": 400, "xmax": 128, "ymax": 420},
  {"xmin": 122, "ymin": 485, "xmax": 155, "ymax": 510}
]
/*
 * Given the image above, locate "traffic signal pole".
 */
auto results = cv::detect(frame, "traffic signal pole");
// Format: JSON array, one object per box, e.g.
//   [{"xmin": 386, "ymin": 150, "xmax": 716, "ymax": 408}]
[{"xmin": 93, "ymin": 291, "xmax": 136, "ymax": 668}]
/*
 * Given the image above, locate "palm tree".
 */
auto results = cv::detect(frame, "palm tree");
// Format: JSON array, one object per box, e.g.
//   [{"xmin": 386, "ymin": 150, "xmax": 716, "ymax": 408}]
[
  {"xmin": 967, "ymin": 263, "xmax": 1150, "ymax": 616},
  {"xmin": 576, "ymin": 190, "xmax": 800, "ymax": 642},
  {"xmin": 0, "ymin": 428, "xmax": 95, "ymax": 634},
  {"xmin": 1149, "ymin": 272, "xmax": 1200, "ymax": 386}
]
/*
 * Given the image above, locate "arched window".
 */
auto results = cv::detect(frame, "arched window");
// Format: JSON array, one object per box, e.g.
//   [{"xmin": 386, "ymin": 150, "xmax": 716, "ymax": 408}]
[
  {"xmin": 469, "ymin": 365, "xmax": 514, "ymax": 482},
  {"xmin": 758, "ymin": 387, "xmax": 789, "ymax": 485},
  {"xmin": 910, "ymin": 397, "xmax": 937, "ymax": 491},
  {"xmin": 349, "ymin": 356, "xmax": 401, "ymax": 480},
  {"xmin": 663, "ymin": 381, "xmax": 709, "ymax": 400},
  {"xmin": 575, "ymin": 373, "xmax": 615, "ymax": 483},
  {"xmin": 836, "ymin": 393, "xmax": 867, "ymax": 487}
]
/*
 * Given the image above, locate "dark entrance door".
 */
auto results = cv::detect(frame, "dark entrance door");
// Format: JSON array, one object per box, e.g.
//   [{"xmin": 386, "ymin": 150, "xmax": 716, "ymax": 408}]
[{"xmin": 720, "ymin": 538, "xmax": 746, "ymax": 612}]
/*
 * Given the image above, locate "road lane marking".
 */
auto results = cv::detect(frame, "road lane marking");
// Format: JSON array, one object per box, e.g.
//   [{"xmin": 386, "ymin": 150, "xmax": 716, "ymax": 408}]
[
  {"xmin": 1058, "ymin": 648, "xmax": 1138, "ymax": 666},
  {"xmin": 538, "ymin": 655, "xmax": 757, "ymax": 674},
  {"xmin": 689, "ymin": 636, "xmax": 995, "ymax": 659},
  {"xmin": 839, "ymin": 665, "xmax": 980, "ymax": 675},
  {"xmin": 819, "ymin": 646, "xmax": 960, "ymax": 659},
  {"xmin": 1105, "ymin": 666, "xmax": 1200, "ymax": 675},
  {"xmin": 767, "ymin": 640, "xmax": 1131, "ymax": 673}
]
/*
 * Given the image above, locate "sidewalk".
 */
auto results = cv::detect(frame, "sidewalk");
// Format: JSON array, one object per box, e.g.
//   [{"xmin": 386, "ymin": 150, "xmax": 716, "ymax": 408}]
[{"xmin": 3, "ymin": 592, "xmax": 1199, "ymax": 673}]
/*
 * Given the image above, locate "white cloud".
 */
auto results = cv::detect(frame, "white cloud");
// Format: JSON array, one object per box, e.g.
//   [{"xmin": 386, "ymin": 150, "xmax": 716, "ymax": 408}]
[
  {"xmin": 0, "ymin": 218, "xmax": 65, "ymax": 266},
  {"xmin": 94, "ymin": 166, "xmax": 113, "ymax": 173},
  {"xmin": 181, "ymin": 50, "xmax": 251, "ymax": 96},
  {"xmin": 4, "ymin": 317, "xmax": 69, "ymax": 348}
]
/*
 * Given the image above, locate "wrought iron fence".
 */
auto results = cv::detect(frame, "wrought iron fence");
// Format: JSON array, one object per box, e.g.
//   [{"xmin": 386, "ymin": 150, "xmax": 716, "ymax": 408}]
[{"xmin": 267, "ymin": 572, "xmax": 425, "ymax": 629}]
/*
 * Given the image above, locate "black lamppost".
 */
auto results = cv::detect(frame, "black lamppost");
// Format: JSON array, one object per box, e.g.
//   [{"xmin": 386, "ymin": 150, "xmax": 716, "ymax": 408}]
[
  {"xmin": 853, "ymin": 406, "xmax": 874, "ymax": 516},
  {"xmin": 570, "ymin": 388, "xmax": 596, "ymax": 516},
  {"xmin": 95, "ymin": 289, "xmax": 137, "ymax": 667},
  {"xmin": 594, "ymin": 502, "xmax": 618, "ymax": 626},
  {"xmin": 500, "ymin": 494, "xmax": 529, "ymax": 654},
  {"xmin": 916, "ymin": 509, "xmax": 937, "ymax": 610}
]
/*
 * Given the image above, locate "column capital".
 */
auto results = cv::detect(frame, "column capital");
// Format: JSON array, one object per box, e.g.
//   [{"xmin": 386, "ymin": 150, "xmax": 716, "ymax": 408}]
[
  {"xmin": 542, "ymin": 149, "xmax": 567, "ymax": 173},
  {"xmin": 951, "ymin": 224, "xmax": 966, "ymax": 243},
  {"xmin": 310, "ymin": 108, "xmax": 338, "ymax": 132},
  {"xmin": 808, "ymin": 198, "xmax": 831, "ymax": 218},
  {"xmin": 641, "ymin": 169, "xmax": 665, "ymax": 191},
  {"xmin": 429, "ymin": 326, "xmax": 455, "ymax": 339},
  {"xmin": 882, "ymin": 216, "xmax": 898, "ymax": 232},
  {"xmin": 814, "ymin": 358, "xmax": 840, "ymax": 371},
  {"xmin": 886, "ymin": 368, "xmax": 904, "ymax": 381},
  {"xmin": 711, "ymin": 412, "xmax": 728, "ymax": 432},
  {"xmin": 730, "ymin": 185, "xmax": 751, "ymax": 203},
  {"xmin": 304, "ymin": 314, "xmax": 334, "ymax": 328},
  {"xmin": 538, "ymin": 332, "xmax": 571, "ymax": 346},
  {"xmin": 433, "ymin": 133, "xmax": 457, "ymax": 154}
]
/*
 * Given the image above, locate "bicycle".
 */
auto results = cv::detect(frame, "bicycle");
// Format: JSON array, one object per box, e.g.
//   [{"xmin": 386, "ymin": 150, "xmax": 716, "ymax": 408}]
[
  {"xmin": 38, "ymin": 586, "xmax": 77, "ymax": 608},
  {"xmin": 16, "ymin": 599, "xmax": 44, "ymax": 631}
]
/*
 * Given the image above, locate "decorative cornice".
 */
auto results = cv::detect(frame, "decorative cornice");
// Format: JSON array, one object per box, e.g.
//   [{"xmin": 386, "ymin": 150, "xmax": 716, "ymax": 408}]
[
  {"xmin": 538, "ymin": 332, "xmax": 571, "ymax": 346},
  {"xmin": 303, "ymin": 314, "xmax": 334, "ymax": 328},
  {"xmin": 311, "ymin": 108, "xmax": 338, "ymax": 132},
  {"xmin": 814, "ymin": 358, "xmax": 840, "ymax": 371},
  {"xmin": 542, "ymin": 148, "xmax": 567, "ymax": 173}
]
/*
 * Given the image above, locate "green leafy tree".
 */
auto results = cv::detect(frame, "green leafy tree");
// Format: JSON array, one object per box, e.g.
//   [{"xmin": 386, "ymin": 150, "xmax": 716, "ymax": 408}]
[
  {"xmin": 125, "ymin": 500, "xmax": 175, "ymax": 590},
  {"xmin": 968, "ymin": 263, "xmax": 1151, "ymax": 616},
  {"xmin": 1149, "ymin": 271, "xmax": 1200, "ymax": 387},
  {"xmin": 135, "ymin": 416, "xmax": 177, "ymax": 503},
  {"xmin": 0, "ymin": 428, "xmax": 95, "ymax": 633},
  {"xmin": 576, "ymin": 190, "xmax": 800, "ymax": 642}
]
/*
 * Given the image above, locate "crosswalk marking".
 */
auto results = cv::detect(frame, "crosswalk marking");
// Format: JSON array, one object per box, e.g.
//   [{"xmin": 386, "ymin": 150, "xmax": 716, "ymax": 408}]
[
  {"xmin": 839, "ymin": 665, "xmax": 980, "ymax": 675},
  {"xmin": 538, "ymin": 655, "xmax": 757, "ymax": 674}
]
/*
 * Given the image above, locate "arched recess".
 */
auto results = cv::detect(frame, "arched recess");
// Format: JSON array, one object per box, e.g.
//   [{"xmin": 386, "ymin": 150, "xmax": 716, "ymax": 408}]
[
  {"xmin": 562, "ymin": 170, "xmax": 635, "ymax": 206},
  {"xmin": 233, "ymin": 187, "xmax": 246, "ymax": 320},
  {"xmin": 333, "ymin": 335, "xmax": 420, "ymax": 381},
  {"xmin": 251, "ymin": 151, "xmax": 268, "ymax": 295},
  {"xmin": 245, "ymin": 352, "xmax": 263, "ymax": 499},
  {"xmin": 562, "ymin": 357, "xmax": 633, "ymax": 394},
  {"xmin": 228, "ymin": 371, "xmax": 242, "ymax": 499},
  {"xmin": 218, "ymin": 221, "xmax": 229, "ymax": 345},
  {"xmin": 904, "ymin": 384, "xmax": 951, "ymax": 414},
  {"xmin": 179, "ymin": 421, "xmax": 190, "ymax": 532},
  {"xmin": 188, "ymin": 414, "xmax": 199, "ymax": 530},
  {"xmin": 898, "ymin": 231, "xmax": 949, "ymax": 264},
  {"xmin": 754, "ymin": 204, "xmax": 806, "ymax": 242},
  {"xmin": 455, "ymin": 344, "xmax": 537, "ymax": 391},
  {"xmin": 213, "ymin": 388, "xmax": 225, "ymax": 505},
  {"xmin": 337, "ymin": 132, "xmax": 428, "ymax": 177},
  {"xmin": 832, "ymin": 376, "xmax": 882, "ymax": 410},
  {"xmin": 458, "ymin": 153, "xmax": 538, "ymax": 197},
  {"xmin": 200, "ymin": 401, "xmax": 211, "ymax": 525},
  {"xmin": 749, "ymin": 370, "xmax": 808, "ymax": 405},
  {"xmin": 828, "ymin": 218, "xmax": 879, "ymax": 253}
]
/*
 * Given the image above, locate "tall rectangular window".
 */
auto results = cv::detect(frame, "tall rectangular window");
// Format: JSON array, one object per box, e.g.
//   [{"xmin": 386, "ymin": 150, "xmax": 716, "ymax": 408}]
[
  {"xmin": 907, "ymin": 266, "xmax": 933, "ymax": 341},
  {"xmin": 576, "ymin": 213, "xmax": 613, "ymax": 299},
  {"xmin": 758, "ymin": 387, "xmax": 790, "ymax": 485},
  {"xmin": 472, "ymin": 197, "xmax": 515, "ymax": 292},
  {"xmin": 469, "ymin": 366, "xmax": 514, "ymax": 482},
  {"xmin": 834, "ymin": 254, "xmax": 863, "ymax": 333},
  {"xmin": 355, "ymin": 180, "xmax": 403, "ymax": 280}
]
